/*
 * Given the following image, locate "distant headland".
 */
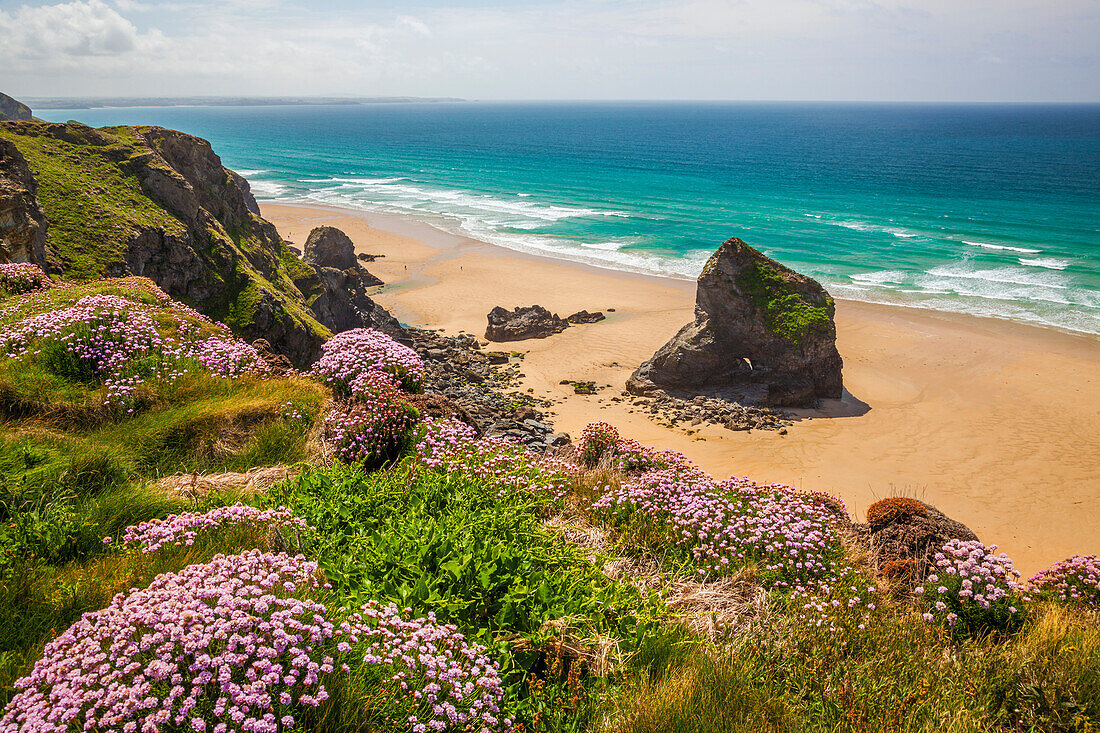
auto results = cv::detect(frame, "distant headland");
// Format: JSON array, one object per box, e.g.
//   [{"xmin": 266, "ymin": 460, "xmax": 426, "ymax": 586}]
[{"xmin": 23, "ymin": 96, "xmax": 465, "ymax": 110}]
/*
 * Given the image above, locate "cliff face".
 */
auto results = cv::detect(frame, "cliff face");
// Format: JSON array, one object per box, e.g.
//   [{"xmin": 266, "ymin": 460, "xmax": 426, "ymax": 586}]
[
  {"xmin": 0, "ymin": 93, "xmax": 32, "ymax": 122},
  {"xmin": 0, "ymin": 138, "xmax": 48, "ymax": 264},
  {"xmin": 627, "ymin": 237, "xmax": 843, "ymax": 407},
  {"xmin": 0, "ymin": 120, "xmax": 402, "ymax": 366}
]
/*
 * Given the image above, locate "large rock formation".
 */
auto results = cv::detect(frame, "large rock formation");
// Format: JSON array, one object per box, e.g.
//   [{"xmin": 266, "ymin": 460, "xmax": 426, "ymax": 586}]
[
  {"xmin": 0, "ymin": 138, "xmax": 47, "ymax": 265},
  {"xmin": 485, "ymin": 305, "xmax": 569, "ymax": 342},
  {"xmin": 627, "ymin": 237, "xmax": 842, "ymax": 407},
  {"xmin": 0, "ymin": 93, "xmax": 32, "ymax": 122},
  {"xmin": 299, "ymin": 225, "xmax": 395, "ymax": 337},
  {"xmin": 0, "ymin": 120, "xmax": 405, "ymax": 366},
  {"xmin": 305, "ymin": 226, "xmax": 361, "ymax": 272}
]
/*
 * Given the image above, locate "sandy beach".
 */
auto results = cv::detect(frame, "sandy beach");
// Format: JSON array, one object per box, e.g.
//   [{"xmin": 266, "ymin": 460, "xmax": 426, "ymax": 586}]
[{"xmin": 264, "ymin": 202, "xmax": 1100, "ymax": 576}]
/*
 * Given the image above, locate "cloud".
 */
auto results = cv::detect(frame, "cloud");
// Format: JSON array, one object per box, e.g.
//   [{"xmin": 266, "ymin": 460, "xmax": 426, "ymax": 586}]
[
  {"xmin": 0, "ymin": 0, "xmax": 1095, "ymax": 101},
  {"xmin": 0, "ymin": 0, "xmax": 168, "ymax": 63}
]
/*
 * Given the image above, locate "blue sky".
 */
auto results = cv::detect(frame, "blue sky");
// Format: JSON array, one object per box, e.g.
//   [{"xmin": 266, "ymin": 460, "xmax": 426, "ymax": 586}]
[{"xmin": 0, "ymin": 0, "xmax": 1097, "ymax": 102}]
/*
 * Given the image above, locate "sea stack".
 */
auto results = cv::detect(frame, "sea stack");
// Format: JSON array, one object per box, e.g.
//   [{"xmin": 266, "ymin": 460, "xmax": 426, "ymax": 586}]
[{"xmin": 626, "ymin": 237, "xmax": 843, "ymax": 407}]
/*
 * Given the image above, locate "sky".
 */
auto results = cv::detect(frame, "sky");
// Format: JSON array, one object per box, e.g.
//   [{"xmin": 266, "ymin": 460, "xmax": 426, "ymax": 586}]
[{"xmin": 0, "ymin": 0, "xmax": 1097, "ymax": 103}]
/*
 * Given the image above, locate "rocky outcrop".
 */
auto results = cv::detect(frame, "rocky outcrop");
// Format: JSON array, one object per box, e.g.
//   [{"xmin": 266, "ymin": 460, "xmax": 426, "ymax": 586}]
[
  {"xmin": 0, "ymin": 138, "xmax": 47, "ymax": 266},
  {"xmin": 485, "ymin": 305, "xmax": 569, "ymax": 342},
  {"xmin": 0, "ymin": 94, "xmax": 32, "ymax": 122},
  {"xmin": 627, "ymin": 237, "xmax": 843, "ymax": 407},
  {"xmin": 305, "ymin": 226, "xmax": 359, "ymax": 272},
  {"xmin": 566, "ymin": 310, "xmax": 605, "ymax": 324},
  {"xmin": 856, "ymin": 498, "xmax": 980, "ymax": 579},
  {"xmin": 298, "ymin": 225, "xmax": 395, "ymax": 338},
  {"xmin": 0, "ymin": 121, "xmax": 406, "ymax": 366}
]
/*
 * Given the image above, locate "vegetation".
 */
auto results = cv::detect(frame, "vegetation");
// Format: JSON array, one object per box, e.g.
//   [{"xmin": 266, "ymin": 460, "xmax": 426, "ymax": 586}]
[
  {"xmin": 0, "ymin": 120, "xmax": 332, "ymax": 357},
  {"xmin": 0, "ymin": 268, "xmax": 1097, "ymax": 731},
  {"xmin": 735, "ymin": 259, "xmax": 835, "ymax": 345}
]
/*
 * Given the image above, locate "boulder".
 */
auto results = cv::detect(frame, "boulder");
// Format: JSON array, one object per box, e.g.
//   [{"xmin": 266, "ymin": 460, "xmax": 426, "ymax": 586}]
[
  {"xmin": 566, "ymin": 310, "xmax": 605, "ymax": 324},
  {"xmin": 859, "ymin": 498, "xmax": 980, "ymax": 577},
  {"xmin": 485, "ymin": 305, "xmax": 568, "ymax": 342},
  {"xmin": 626, "ymin": 237, "xmax": 842, "ymax": 407},
  {"xmin": 304, "ymin": 226, "xmax": 359, "ymax": 271},
  {"xmin": 250, "ymin": 339, "xmax": 295, "ymax": 376}
]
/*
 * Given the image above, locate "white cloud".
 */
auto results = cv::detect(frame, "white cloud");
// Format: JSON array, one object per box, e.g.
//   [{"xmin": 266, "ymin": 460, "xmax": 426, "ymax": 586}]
[{"xmin": 0, "ymin": 0, "xmax": 1095, "ymax": 101}]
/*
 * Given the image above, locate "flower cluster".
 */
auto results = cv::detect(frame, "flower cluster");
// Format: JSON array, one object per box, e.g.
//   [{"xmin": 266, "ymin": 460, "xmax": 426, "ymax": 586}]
[
  {"xmin": 310, "ymin": 328, "xmax": 425, "ymax": 394},
  {"xmin": 0, "ymin": 291, "xmax": 269, "ymax": 408},
  {"xmin": 576, "ymin": 421, "xmax": 685, "ymax": 473},
  {"xmin": 1028, "ymin": 554, "xmax": 1100, "ymax": 610},
  {"xmin": 111, "ymin": 504, "xmax": 310, "ymax": 553},
  {"xmin": 322, "ymin": 373, "xmax": 418, "ymax": 468},
  {"xmin": 181, "ymin": 336, "xmax": 271, "ymax": 378},
  {"xmin": 337, "ymin": 602, "xmax": 509, "ymax": 732},
  {"xmin": 917, "ymin": 539, "xmax": 1023, "ymax": 633},
  {"xmin": 0, "ymin": 263, "xmax": 51, "ymax": 296},
  {"xmin": 416, "ymin": 418, "xmax": 573, "ymax": 497},
  {"xmin": 591, "ymin": 464, "xmax": 846, "ymax": 585},
  {"xmin": 0, "ymin": 551, "xmax": 337, "ymax": 733}
]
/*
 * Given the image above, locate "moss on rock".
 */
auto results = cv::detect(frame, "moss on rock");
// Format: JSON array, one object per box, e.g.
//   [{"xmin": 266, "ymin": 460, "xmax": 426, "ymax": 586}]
[{"xmin": 735, "ymin": 259, "xmax": 834, "ymax": 345}]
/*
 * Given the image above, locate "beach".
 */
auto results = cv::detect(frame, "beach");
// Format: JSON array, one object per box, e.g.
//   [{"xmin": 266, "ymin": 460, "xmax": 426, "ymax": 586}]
[{"xmin": 264, "ymin": 202, "xmax": 1100, "ymax": 577}]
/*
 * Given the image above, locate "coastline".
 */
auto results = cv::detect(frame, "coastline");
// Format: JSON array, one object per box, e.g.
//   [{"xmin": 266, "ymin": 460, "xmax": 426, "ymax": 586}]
[{"xmin": 263, "ymin": 201, "xmax": 1100, "ymax": 576}]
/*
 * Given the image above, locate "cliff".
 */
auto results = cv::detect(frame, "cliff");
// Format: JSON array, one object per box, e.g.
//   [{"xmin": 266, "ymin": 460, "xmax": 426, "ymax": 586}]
[
  {"xmin": 0, "ymin": 120, "xmax": 401, "ymax": 366},
  {"xmin": 0, "ymin": 93, "xmax": 32, "ymax": 122},
  {"xmin": 627, "ymin": 237, "xmax": 843, "ymax": 407}
]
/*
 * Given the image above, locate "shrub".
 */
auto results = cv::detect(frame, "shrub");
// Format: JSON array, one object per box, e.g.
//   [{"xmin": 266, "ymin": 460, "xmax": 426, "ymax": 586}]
[
  {"xmin": 337, "ymin": 601, "xmax": 509, "ymax": 732},
  {"xmin": 0, "ymin": 263, "xmax": 50, "ymax": 297},
  {"xmin": 0, "ymin": 551, "xmax": 338, "ymax": 732},
  {"xmin": 310, "ymin": 328, "xmax": 425, "ymax": 394},
  {"xmin": 111, "ymin": 504, "xmax": 310, "ymax": 553},
  {"xmin": 866, "ymin": 497, "xmax": 927, "ymax": 527},
  {"xmin": 416, "ymin": 418, "xmax": 573, "ymax": 496},
  {"xmin": 578, "ymin": 422, "xmax": 619, "ymax": 467},
  {"xmin": 322, "ymin": 374, "xmax": 418, "ymax": 468},
  {"xmin": 1028, "ymin": 554, "xmax": 1100, "ymax": 609},
  {"xmin": 881, "ymin": 557, "xmax": 919, "ymax": 581},
  {"xmin": 918, "ymin": 539, "xmax": 1024, "ymax": 635}
]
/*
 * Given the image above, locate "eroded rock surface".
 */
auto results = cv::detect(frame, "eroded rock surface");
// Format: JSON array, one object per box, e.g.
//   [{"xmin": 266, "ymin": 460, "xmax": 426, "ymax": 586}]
[
  {"xmin": 485, "ymin": 305, "xmax": 569, "ymax": 342},
  {"xmin": 627, "ymin": 237, "xmax": 842, "ymax": 407}
]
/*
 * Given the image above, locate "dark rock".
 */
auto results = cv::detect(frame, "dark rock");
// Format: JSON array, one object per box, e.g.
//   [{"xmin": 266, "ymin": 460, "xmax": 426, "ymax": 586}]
[
  {"xmin": 0, "ymin": 138, "xmax": 49, "ymax": 267},
  {"xmin": 251, "ymin": 339, "xmax": 295, "ymax": 375},
  {"xmin": 566, "ymin": 310, "xmax": 606, "ymax": 324},
  {"xmin": 405, "ymin": 392, "xmax": 482, "ymax": 435},
  {"xmin": 486, "ymin": 351, "xmax": 510, "ymax": 365},
  {"xmin": 357, "ymin": 252, "xmax": 383, "ymax": 262},
  {"xmin": 485, "ymin": 305, "xmax": 568, "ymax": 342},
  {"xmin": 627, "ymin": 237, "xmax": 843, "ymax": 408},
  {"xmin": 304, "ymin": 226, "xmax": 359, "ymax": 271},
  {"xmin": 548, "ymin": 433, "xmax": 571, "ymax": 447},
  {"xmin": 0, "ymin": 93, "xmax": 32, "ymax": 122},
  {"xmin": 287, "ymin": 246, "xmax": 302, "ymax": 256}
]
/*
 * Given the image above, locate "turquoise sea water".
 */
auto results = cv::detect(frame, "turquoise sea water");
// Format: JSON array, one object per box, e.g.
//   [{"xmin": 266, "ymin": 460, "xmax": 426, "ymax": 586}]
[{"xmin": 39, "ymin": 103, "xmax": 1100, "ymax": 334}]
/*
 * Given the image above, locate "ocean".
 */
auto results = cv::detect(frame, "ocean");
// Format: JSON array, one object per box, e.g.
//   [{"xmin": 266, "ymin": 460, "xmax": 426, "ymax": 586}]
[{"xmin": 38, "ymin": 102, "xmax": 1100, "ymax": 335}]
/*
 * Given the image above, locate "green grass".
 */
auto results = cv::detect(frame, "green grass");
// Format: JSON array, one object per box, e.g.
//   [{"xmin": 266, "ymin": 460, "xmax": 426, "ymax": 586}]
[
  {"xmin": 735, "ymin": 259, "xmax": 835, "ymax": 345},
  {"xmin": 0, "ymin": 121, "xmax": 334, "ymax": 357},
  {"xmin": 0, "ymin": 122, "xmax": 186, "ymax": 279}
]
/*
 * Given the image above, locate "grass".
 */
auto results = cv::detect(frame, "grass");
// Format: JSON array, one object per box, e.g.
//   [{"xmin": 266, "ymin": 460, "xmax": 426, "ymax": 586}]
[
  {"xmin": 0, "ymin": 121, "xmax": 334, "ymax": 361},
  {"xmin": 735, "ymin": 259, "xmax": 835, "ymax": 345},
  {"xmin": 0, "ymin": 275, "xmax": 1097, "ymax": 731}
]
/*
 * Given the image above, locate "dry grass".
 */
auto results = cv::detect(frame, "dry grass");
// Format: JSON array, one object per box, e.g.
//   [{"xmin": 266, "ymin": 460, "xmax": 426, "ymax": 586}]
[{"xmin": 155, "ymin": 464, "xmax": 302, "ymax": 500}]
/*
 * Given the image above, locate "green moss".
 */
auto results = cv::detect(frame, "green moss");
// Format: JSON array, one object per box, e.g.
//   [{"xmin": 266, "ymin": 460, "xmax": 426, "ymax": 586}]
[
  {"xmin": 735, "ymin": 260, "xmax": 834, "ymax": 345},
  {"xmin": 0, "ymin": 124, "xmax": 186, "ymax": 279}
]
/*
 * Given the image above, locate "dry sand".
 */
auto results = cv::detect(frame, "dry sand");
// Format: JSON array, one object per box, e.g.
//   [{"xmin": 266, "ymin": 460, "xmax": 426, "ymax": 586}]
[{"xmin": 264, "ymin": 202, "xmax": 1100, "ymax": 576}]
